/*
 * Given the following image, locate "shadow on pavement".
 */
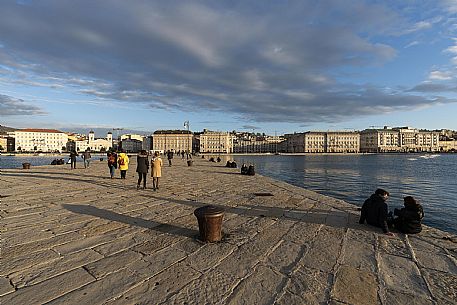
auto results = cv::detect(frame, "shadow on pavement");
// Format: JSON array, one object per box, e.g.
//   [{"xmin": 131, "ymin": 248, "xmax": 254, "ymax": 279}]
[{"xmin": 62, "ymin": 204, "xmax": 198, "ymax": 238}]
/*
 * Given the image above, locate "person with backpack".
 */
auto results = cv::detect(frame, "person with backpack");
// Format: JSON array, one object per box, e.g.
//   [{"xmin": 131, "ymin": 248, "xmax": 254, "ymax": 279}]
[
  {"xmin": 393, "ymin": 196, "xmax": 424, "ymax": 234},
  {"xmin": 107, "ymin": 151, "xmax": 117, "ymax": 179},
  {"xmin": 117, "ymin": 149, "xmax": 129, "ymax": 179}
]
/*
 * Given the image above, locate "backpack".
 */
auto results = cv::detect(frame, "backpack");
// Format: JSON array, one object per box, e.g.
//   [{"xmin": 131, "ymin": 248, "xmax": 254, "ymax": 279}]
[{"xmin": 119, "ymin": 156, "xmax": 125, "ymax": 166}]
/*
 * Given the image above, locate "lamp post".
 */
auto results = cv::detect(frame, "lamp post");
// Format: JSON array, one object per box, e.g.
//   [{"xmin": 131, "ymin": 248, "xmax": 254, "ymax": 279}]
[{"xmin": 184, "ymin": 121, "xmax": 190, "ymax": 154}]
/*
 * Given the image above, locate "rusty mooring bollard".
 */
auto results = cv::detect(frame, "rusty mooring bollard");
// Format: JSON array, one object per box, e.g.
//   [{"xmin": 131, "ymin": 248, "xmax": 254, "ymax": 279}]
[
  {"xmin": 22, "ymin": 162, "xmax": 31, "ymax": 169},
  {"xmin": 194, "ymin": 205, "xmax": 224, "ymax": 242}
]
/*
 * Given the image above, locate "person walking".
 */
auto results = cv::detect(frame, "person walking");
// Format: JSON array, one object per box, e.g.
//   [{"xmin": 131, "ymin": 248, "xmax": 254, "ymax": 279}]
[
  {"xmin": 151, "ymin": 152, "xmax": 163, "ymax": 191},
  {"xmin": 136, "ymin": 150, "xmax": 149, "ymax": 189},
  {"xmin": 359, "ymin": 188, "xmax": 394, "ymax": 236},
  {"xmin": 117, "ymin": 149, "xmax": 129, "ymax": 179},
  {"xmin": 69, "ymin": 149, "xmax": 78, "ymax": 169},
  {"xmin": 167, "ymin": 150, "xmax": 173, "ymax": 166},
  {"xmin": 107, "ymin": 151, "xmax": 117, "ymax": 179},
  {"xmin": 82, "ymin": 148, "xmax": 92, "ymax": 168}
]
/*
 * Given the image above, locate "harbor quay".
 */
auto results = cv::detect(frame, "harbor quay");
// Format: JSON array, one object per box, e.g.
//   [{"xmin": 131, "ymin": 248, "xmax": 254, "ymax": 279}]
[{"xmin": 0, "ymin": 158, "xmax": 456, "ymax": 304}]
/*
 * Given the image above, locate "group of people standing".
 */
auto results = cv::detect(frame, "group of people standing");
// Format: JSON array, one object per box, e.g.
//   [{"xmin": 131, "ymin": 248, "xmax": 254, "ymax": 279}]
[
  {"xmin": 359, "ymin": 188, "xmax": 424, "ymax": 235},
  {"xmin": 69, "ymin": 148, "xmax": 92, "ymax": 169},
  {"xmin": 106, "ymin": 150, "xmax": 163, "ymax": 191}
]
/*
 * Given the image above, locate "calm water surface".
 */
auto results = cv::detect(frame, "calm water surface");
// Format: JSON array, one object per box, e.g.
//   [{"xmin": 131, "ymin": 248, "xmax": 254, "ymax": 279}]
[{"xmin": 233, "ymin": 154, "xmax": 457, "ymax": 234}]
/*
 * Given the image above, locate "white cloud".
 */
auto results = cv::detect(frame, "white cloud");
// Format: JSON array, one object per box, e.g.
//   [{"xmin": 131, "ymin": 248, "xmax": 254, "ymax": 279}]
[{"xmin": 429, "ymin": 71, "xmax": 453, "ymax": 80}]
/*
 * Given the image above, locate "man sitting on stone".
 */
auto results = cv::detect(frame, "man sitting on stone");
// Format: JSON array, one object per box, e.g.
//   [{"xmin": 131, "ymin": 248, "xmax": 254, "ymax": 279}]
[{"xmin": 359, "ymin": 188, "xmax": 394, "ymax": 236}]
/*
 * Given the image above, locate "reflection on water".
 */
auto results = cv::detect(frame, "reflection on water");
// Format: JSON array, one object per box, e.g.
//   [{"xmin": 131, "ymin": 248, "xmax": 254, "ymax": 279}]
[{"xmin": 233, "ymin": 154, "xmax": 457, "ymax": 234}]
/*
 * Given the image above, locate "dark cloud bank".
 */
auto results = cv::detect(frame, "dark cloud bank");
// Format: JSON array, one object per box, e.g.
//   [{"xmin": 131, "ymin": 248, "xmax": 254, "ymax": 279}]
[{"xmin": 0, "ymin": 0, "xmax": 454, "ymax": 123}]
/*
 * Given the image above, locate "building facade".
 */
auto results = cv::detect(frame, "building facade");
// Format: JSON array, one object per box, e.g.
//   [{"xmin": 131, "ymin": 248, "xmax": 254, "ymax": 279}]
[
  {"xmin": 152, "ymin": 130, "xmax": 193, "ymax": 153},
  {"xmin": 121, "ymin": 139, "xmax": 143, "ymax": 153},
  {"xmin": 360, "ymin": 127, "xmax": 440, "ymax": 153},
  {"xmin": 0, "ymin": 137, "xmax": 7, "ymax": 152},
  {"xmin": 199, "ymin": 130, "xmax": 234, "ymax": 153},
  {"xmin": 68, "ymin": 131, "xmax": 113, "ymax": 152},
  {"xmin": 9, "ymin": 129, "xmax": 68, "ymax": 152},
  {"xmin": 439, "ymin": 140, "xmax": 457, "ymax": 152},
  {"xmin": 233, "ymin": 135, "xmax": 283, "ymax": 153},
  {"xmin": 283, "ymin": 131, "xmax": 359, "ymax": 153}
]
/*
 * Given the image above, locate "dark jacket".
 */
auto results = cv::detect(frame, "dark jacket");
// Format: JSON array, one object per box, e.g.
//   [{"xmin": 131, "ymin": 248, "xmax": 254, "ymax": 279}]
[
  {"xmin": 69, "ymin": 151, "xmax": 78, "ymax": 160},
  {"xmin": 359, "ymin": 194, "xmax": 389, "ymax": 233},
  {"xmin": 394, "ymin": 205, "xmax": 424, "ymax": 234},
  {"xmin": 107, "ymin": 153, "xmax": 117, "ymax": 168},
  {"xmin": 167, "ymin": 151, "xmax": 174, "ymax": 160},
  {"xmin": 136, "ymin": 154, "xmax": 149, "ymax": 173},
  {"xmin": 82, "ymin": 151, "xmax": 91, "ymax": 160}
]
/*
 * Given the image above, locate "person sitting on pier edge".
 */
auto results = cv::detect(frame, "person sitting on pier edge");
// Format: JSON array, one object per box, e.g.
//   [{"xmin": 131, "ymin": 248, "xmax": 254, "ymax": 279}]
[
  {"xmin": 359, "ymin": 188, "xmax": 394, "ymax": 236},
  {"xmin": 136, "ymin": 150, "xmax": 149, "ymax": 190},
  {"xmin": 117, "ymin": 149, "xmax": 129, "ymax": 179},
  {"xmin": 393, "ymin": 196, "xmax": 424, "ymax": 234}
]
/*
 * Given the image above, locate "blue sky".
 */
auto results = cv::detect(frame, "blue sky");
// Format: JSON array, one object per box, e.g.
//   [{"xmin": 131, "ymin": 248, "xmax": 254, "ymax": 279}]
[{"xmin": 1, "ymin": 0, "xmax": 457, "ymax": 135}]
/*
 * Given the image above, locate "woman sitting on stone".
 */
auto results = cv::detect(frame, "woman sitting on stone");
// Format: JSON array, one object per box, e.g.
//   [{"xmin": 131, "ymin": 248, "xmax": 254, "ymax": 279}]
[{"xmin": 393, "ymin": 196, "xmax": 424, "ymax": 234}]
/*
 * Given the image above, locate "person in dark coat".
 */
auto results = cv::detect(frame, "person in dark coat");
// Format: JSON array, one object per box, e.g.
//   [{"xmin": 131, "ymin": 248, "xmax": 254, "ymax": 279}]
[
  {"xmin": 167, "ymin": 150, "xmax": 174, "ymax": 166},
  {"xmin": 393, "ymin": 196, "xmax": 424, "ymax": 234},
  {"xmin": 69, "ymin": 150, "xmax": 78, "ymax": 169},
  {"xmin": 359, "ymin": 189, "xmax": 394, "ymax": 236},
  {"xmin": 136, "ymin": 150, "xmax": 149, "ymax": 189}
]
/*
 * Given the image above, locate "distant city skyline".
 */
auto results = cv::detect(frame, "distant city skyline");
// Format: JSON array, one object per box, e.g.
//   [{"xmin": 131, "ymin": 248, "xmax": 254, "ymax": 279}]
[{"xmin": 1, "ymin": 1, "xmax": 457, "ymax": 134}]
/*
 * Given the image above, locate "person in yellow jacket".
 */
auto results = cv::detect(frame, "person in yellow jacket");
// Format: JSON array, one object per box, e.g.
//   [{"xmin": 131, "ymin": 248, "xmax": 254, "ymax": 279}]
[{"xmin": 117, "ymin": 149, "xmax": 130, "ymax": 179}]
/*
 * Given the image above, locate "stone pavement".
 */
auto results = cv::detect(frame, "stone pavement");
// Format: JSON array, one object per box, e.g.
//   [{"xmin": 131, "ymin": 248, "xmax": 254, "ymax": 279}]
[{"xmin": 0, "ymin": 157, "xmax": 456, "ymax": 305}]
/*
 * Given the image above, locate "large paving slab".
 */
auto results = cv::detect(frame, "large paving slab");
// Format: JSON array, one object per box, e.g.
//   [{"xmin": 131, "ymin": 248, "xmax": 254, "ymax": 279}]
[{"xmin": 1, "ymin": 156, "xmax": 456, "ymax": 304}]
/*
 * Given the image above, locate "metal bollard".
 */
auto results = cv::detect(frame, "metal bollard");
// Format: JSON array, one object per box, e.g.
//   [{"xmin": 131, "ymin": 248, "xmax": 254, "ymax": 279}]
[
  {"xmin": 194, "ymin": 205, "xmax": 224, "ymax": 242},
  {"xmin": 22, "ymin": 162, "xmax": 31, "ymax": 169}
]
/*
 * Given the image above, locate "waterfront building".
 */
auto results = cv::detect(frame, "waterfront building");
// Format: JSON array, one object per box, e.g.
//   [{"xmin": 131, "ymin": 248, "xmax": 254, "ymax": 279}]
[
  {"xmin": 199, "ymin": 130, "xmax": 234, "ymax": 153},
  {"xmin": 153, "ymin": 130, "xmax": 193, "ymax": 153},
  {"xmin": 120, "ymin": 138, "xmax": 143, "ymax": 153},
  {"xmin": 283, "ymin": 131, "xmax": 359, "ymax": 153},
  {"xmin": 283, "ymin": 133, "xmax": 305, "ymax": 153},
  {"xmin": 360, "ymin": 127, "xmax": 440, "ymax": 152},
  {"xmin": 68, "ymin": 131, "xmax": 113, "ymax": 152},
  {"xmin": 8, "ymin": 129, "xmax": 68, "ymax": 152},
  {"xmin": 0, "ymin": 136, "xmax": 7, "ymax": 152},
  {"xmin": 121, "ymin": 134, "xmax": 143, "ymax": 142},
  {"xmin": 142, "ymin": 136, "xmax": 153, "ymax": 151},
  {"xmin": 439, "ymin": 139, "xmax": 457, "ymax": 152},
  {"xmin": 233, "ymin": 134, "xmax": 283, "ymax": 153}
]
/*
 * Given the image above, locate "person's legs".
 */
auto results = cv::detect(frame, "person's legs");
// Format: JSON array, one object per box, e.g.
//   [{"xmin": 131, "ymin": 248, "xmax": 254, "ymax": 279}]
[
  {"xmin": 121, "ymin": 170, "xmax": 126, "ymax": 179},
  {"xmin": 86, "ymin": 159, "xmax": 90, "ymax": 168},
  {"xmin": 142, "ymin": 173, "xmax": 147, "ymax": 189},
  {"xmin": 109, "ymin": 165, "xmax": 115, "ymax": 178},
  {"xmin": 156, "ymin": 177, "xmax": 159, "ymax": 190},
  {"xmin": 152, "ymin": 177, "xmax": 157, "ymax": 190},
  {"xmin": 71, "ymin": 159, "xmax": 76, "ymax": 169},
  {"xmin": 137, "ymin": 173, "xmax": 142, "ymax": 189}
]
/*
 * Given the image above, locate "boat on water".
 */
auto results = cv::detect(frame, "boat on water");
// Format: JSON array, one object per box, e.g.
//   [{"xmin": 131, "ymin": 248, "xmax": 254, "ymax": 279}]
[{"xmin": 419, "ymin": 154, "xmax": 440, "ymax": 159}]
